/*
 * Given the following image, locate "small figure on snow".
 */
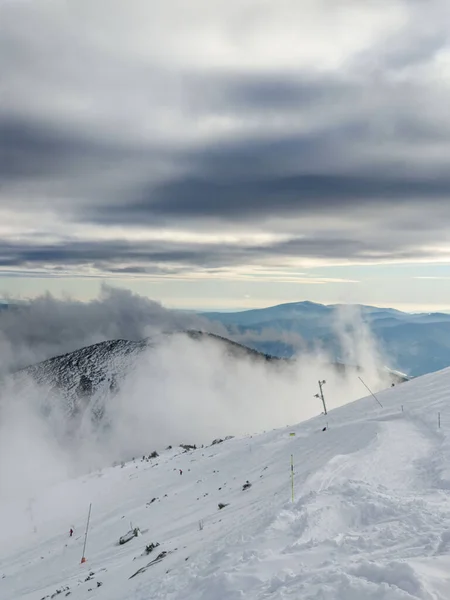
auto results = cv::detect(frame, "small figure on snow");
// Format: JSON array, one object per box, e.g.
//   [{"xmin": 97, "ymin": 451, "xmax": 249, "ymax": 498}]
[
  {"xmin": 179, "ymin": 469, "xmax": 183, "ymax": 475},
  {"xmin": 69, "ymin": 528, "xmax": 74, "ymax": 537}
]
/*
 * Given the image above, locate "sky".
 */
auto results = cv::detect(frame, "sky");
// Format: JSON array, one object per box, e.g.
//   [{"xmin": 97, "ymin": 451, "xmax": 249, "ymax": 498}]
[{"xmin": 2, "ymin": 0, "xmax": 450, "ymax": 311}]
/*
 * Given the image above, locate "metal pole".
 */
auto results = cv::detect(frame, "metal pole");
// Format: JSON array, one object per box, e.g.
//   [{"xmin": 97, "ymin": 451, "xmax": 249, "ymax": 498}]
[
  {"xmin": 318, "ymin": 380, "xmax": 328, "ymax": 415},
  {"xmin": 81, "ymin": 503, "xmax": 92, "ymax": 564},
  {"xmin": 290, "ymin": 454, "xmax": 294, "ymax": 502},
  {"xmin": 358, "ymin": 377, "xmax": 383, "ymax": 408}
]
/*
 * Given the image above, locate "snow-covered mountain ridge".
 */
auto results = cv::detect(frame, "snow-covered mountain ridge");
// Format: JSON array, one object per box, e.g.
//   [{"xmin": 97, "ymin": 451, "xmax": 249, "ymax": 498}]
[
  {"xmin": 3, "ymin": 366, "xmax": 450, "ymax": 598},
  {"xmin": 7, "ymin": 330, "xmax": 405, "ymax": 422},
  {"xmin": 5, "ymin": 331, "xmax": 282, "ymax": 422}
]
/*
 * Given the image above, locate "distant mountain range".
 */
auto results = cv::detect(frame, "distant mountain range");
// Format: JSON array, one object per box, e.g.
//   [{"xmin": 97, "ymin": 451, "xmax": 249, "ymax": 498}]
[{"xmin": 200, "ymin": 302, "xmax": 450, "ymax": 376}]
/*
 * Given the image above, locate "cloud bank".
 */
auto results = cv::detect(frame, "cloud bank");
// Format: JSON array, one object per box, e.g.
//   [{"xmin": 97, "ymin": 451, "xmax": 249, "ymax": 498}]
[
  {"xmin": 0, "ymin": 285, "xmax": 220, "ymax": 373},
  {"xmin": 0, "ymin": 289, "xmax": 392, "ymax": 504}
]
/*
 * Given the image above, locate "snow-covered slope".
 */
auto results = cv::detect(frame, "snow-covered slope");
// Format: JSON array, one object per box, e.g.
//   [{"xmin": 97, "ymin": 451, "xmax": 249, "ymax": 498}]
[{"xmin": 3, "ymin": 367, "xmax": 450, "ymax": 599}]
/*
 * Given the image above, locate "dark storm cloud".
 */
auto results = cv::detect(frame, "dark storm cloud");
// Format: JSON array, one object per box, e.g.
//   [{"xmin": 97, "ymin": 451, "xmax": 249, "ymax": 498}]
[
  {"xmin": 89, "ymin": 170, "xmax": 450, "ymax": 224},
  {"xmin": 2, "ymin": 46, "xmax": 450, "ymax": 221},
  {"xmin": 0, "ymin": 116, "xmax": 170, "ymax": 188},
  {"xmin": 0, "ymin": 118, "xmax": 114, "ymax": 181},
  {"xmin": 0, "ymin": 74, "xmax": 350, "ymax": 185},
  {"xmin": 182, "ymin": 71, "xmax": 354, "ymax": 114},
  {"xmin": 2, "ymin": 0, "xmax": 450, "ymax": 274},
  {"xmin": 4, "ymin": 102, "xmax": 450, "ymax": 226}
]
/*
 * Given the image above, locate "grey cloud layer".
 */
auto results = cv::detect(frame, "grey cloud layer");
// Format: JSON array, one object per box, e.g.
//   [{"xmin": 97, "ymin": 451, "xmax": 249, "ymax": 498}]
[
  {"xmin": 2, "ymin": 0, "xmax": 450, "ymax": 275},
  {"xmin": 0, "ymin": 227, "xmax": 444, "ymax": 275}
]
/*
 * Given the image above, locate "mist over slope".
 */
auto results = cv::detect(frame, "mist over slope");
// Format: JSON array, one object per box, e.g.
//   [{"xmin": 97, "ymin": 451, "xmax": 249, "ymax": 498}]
[
  {"xmin": 11, "ymin": 329, "xmax": 403, "ymax": 427},
  {"xmin": 3, "ymin": 366, "xmax": 450, "ymax": 599},
  {"xmin": 0, "ymin": 286, "xmax": 400, "ymax": 504},
  {"xmin": 0, "ymin": 285, "xmax": 221, "ymax": 374},
  {"xmin": 8, "ymin": 331, "xmax": 282, "ymax": 437}
]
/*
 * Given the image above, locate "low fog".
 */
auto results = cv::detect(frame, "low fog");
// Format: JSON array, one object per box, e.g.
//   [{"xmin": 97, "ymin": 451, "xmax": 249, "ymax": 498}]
[
  {"xmin": 0, "ymin": 284, "xmax": 223, "ymax": 373},
  {"xmin": 0, "ymin": 287, "xmax": 393, "ymax": 504}
]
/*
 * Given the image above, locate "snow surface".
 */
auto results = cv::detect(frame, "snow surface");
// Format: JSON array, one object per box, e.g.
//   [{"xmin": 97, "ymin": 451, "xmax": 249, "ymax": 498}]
[{"xmin": 3, "ymin": 367, "xmax": 450, "ymax": 599}]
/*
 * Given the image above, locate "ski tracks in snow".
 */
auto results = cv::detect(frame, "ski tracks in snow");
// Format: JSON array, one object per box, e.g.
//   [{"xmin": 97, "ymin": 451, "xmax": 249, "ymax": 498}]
[
  {"xmin": 310, "ymin": 419, "xmax": 432, "ymax": 493},
  {"xmin": 180, "ymin": 417, "xmax": 450, "ymax": 600}
]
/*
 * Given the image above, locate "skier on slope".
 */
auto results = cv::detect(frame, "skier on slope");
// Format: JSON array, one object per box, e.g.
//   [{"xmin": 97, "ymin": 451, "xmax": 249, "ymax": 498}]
[{"xmin": 69, "ymin": 528, "xmax": 74, "ymax": 537}]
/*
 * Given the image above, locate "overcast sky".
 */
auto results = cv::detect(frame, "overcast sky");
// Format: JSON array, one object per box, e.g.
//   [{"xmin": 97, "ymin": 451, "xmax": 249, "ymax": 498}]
[{"xmin": 2, "ymin": 0, "xmax": 450, "ymax": 311}]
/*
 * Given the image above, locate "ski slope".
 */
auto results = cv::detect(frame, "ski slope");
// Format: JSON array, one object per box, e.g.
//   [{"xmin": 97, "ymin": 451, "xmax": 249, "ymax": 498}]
[{"xmin": 3, "ymin": 368, "xmax": 450, "ymax": 599}]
